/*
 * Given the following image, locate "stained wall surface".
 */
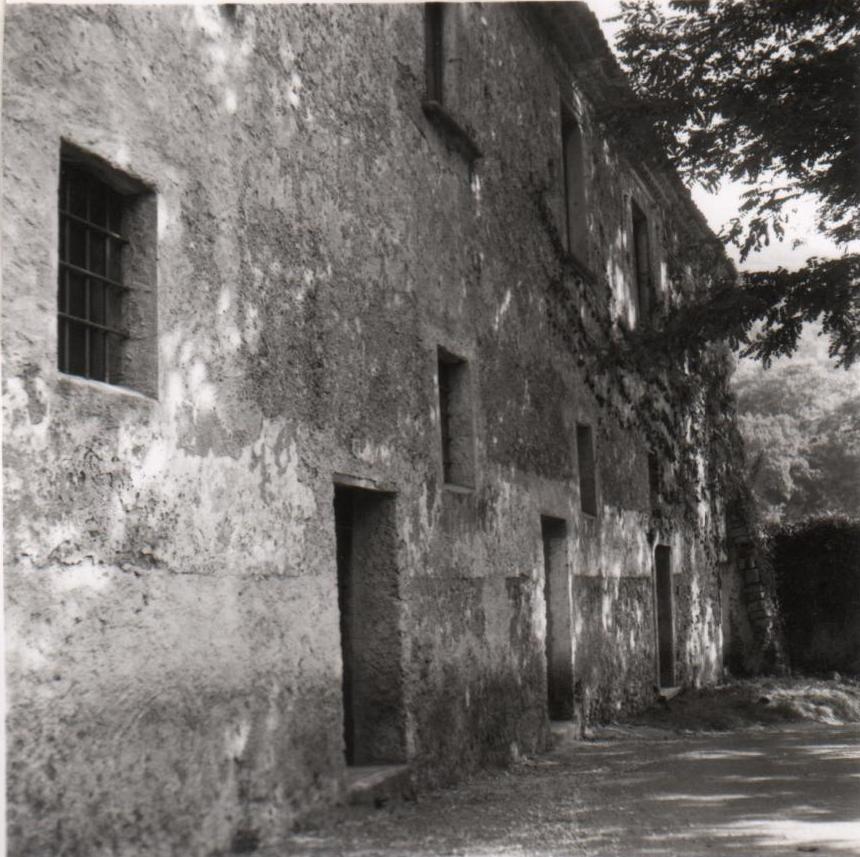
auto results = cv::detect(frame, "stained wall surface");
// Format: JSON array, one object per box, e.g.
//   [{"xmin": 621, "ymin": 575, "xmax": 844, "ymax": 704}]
[{"xmin": 3, "ymin": 4, "xmax": 740, "ymax": 855}]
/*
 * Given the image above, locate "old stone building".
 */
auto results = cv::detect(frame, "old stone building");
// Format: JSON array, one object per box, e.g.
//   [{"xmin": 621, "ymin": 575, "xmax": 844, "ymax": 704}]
[{"xmin": 3, "ymin": 3, "xmax": 760, "ymax": 855}]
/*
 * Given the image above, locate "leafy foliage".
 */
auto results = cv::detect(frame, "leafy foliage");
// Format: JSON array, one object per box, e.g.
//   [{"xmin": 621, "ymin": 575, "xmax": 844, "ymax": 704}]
[
  {"xmin": 614, "ymin": 0, "xmax": 860, "ymax": 367},
  {"xmin": 734, "ymin": 340, "xmax": 860, "ymax": 522},
  {"xmin": 768, "ymin": 516, "xmax": 860, "ymax": 675}
]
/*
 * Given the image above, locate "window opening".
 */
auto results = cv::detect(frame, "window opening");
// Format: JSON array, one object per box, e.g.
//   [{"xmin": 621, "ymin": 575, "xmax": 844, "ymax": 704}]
[
  {"xmin": 632, "ymin": 200, "xmax": 652, "ymax": 325},
  {"xmin": 58, "ymin": 162, "xmax": 128, "ymax": 383},
  {"xmin": 57, "ymin": 144, "xmax": 157, "ymax": 396},
  {"xmin": 425, "ymin": 3, "xmax": 445, "ymax": 104},
  {"xmin": 561, "ymin": 106, "xmax": 587, "ymax": 262},
  {"xmin": 576, "ymin": 424, "xmax": 597, "ymax": 516},
  {"xmin": 437, "ymin": 348, "xmax": 475, "ymax": 488}
]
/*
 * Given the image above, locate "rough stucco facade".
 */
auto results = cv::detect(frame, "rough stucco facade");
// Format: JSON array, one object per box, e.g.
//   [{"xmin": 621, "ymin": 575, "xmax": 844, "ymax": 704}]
[{"xmin": 3, "ymin": 3, "xmax": 756, "ymax": 855}]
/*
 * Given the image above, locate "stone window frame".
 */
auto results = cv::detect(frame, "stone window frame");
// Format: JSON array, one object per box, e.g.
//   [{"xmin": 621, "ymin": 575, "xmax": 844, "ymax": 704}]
[{"xmin": 57, "ymin": 141, "xmax": 158, "ymax": 398}]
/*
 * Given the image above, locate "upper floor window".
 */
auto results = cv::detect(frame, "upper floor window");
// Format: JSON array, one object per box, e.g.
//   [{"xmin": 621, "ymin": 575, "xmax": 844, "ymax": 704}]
[
  {"xmin": 425, "ymin": 3, "xmax": 445, "ymax": 104},
  {"xmin": 561, "ymin": 105, "xmax": 587, "ymax": 263},
  {"xmin": 631, "ymin": 200, "xmax": 653, "ymax": 326},
  {"xmin": 58, "ymin": 144, "xmax": 157, "ymax": 395},
  {"xmin": 422, "ymin": 4, "xmax": 482, "ymax": 163}
]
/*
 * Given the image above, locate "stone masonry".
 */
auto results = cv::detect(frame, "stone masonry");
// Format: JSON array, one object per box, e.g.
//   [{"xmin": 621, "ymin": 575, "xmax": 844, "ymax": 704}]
[{"xmin": 3, "ymin": 4, "xmax": 759, "ymax": 855}]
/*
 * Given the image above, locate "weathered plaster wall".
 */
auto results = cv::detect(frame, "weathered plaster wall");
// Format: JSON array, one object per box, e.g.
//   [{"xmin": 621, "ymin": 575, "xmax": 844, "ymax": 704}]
[{"xmin": 3, "ymin": 4, "xmax": 738, "ymax": 855}]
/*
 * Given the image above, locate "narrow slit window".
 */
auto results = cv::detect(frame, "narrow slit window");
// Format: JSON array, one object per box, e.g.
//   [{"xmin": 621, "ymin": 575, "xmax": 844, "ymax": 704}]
[
  {"xmin": 437, "ymin": 347, "xmax": 474, "ymax": 488},
  {"xmin": 576, "ymin": 424, "xmax": 597, "ymax": 516},
  {"xmin": 425, "ymin": 3, "xmax": 445, "ymax": 104},
  {"xmin": 632, "ymin": 200, "xmax": 652, "ymax": 326},
  {"xmin": 561, "ymin": 105, "xmax": 587, "ymax": 262}
]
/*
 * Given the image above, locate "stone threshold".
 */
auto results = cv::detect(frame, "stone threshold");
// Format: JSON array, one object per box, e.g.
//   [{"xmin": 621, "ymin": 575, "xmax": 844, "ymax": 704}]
[{"xmin": 345, "ymin": 764, "xmax": 413, "ymax": 807}]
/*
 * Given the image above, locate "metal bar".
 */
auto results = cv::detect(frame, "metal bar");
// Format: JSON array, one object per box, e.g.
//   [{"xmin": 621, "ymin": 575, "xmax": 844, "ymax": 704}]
[
  {"xmin": 63, "ymin": 174, "xmax": 71, "ymax": 372},
  {"xmin": 58, "ymin": 209, "xmax": 128, "ymax": 243},
  {"xmin": 58, "ymin": 260, "xmax": 128, "ymax": 291},
  {"xmin": 85, "ymin": 175, "xmax": 91, "ymax": 378},
  {"xmin": 58, "ymin": 311, "xmax": 127, "ymax": 338},
  {"xmin": 104, "ymin": 183, "xmax": 111, "ymax": 383}
]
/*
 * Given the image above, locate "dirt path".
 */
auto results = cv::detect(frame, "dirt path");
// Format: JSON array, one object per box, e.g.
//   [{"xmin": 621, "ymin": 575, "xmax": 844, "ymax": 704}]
[{"xmin": 275, "ymin": 723, "xmax": 860, "ymax": 857}]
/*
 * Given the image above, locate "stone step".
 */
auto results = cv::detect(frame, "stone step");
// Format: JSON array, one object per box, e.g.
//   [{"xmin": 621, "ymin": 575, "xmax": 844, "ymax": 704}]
[
  {"xmin": 345, "ymin": 764, "xmax": 413, "ymax": 807},
  {"xmin": 549, "ymin": 718, "xmax": 585, "ymax": 748},
  {"xmin": 657, "ymin": 686, "xmax": 682, "ymax": 701}
]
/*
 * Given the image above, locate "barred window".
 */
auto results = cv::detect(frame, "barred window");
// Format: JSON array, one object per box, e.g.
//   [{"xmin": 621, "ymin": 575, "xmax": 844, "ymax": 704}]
[
  {"xmin": 58, "ymin": 162, "xmax": 127, "ymax": 383},
  {"xmin": 57, "ymin": 145, "xmax": 157, "ymax": 395}
]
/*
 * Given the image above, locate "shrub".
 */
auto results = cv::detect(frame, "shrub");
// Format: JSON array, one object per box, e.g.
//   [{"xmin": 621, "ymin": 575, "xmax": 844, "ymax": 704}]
[{"xmin": 769, "ymin": 516, "xmax": 860, "ymax": 675}]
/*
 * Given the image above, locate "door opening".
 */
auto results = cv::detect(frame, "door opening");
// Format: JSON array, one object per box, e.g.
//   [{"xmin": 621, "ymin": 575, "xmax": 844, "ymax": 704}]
[
  {"xmin": 654, "ymin": 545, "xmax": 675, "ymax": 688},
  {"xmin": 333, "ymin": 484, "xmax": 405, "ymax": 766},
  {"xmin": 542, "ymin": 516, "xmax": 573, "ymax": 720}
]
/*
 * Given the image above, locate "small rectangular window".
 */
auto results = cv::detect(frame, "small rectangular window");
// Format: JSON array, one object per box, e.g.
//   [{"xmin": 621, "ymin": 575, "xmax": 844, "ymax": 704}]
[
  {"xmin": 576, "ymin": 424, "xmax": 597, "ymax": 516},
  {"xmin": 425, "ymin": 3, "xmax": 445, "ymax": 104},
  {"xmin": 437, "ymin": 347, "xmax": 474, "ymax": 488},
  {"xmin": 631, "ymin": 200, "xmax": 652, "ymax": 326},
  {"xmin": 58, "ymin": 144, "xmax": 157, "ymax": 395},
  {"xmin": 561, "ymin": 106, "xmax": 587, "ymax": 262}
]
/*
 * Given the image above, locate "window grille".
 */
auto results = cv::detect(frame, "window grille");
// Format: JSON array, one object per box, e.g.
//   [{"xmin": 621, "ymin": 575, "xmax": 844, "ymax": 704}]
[{"xmin": 58, "ymin": 161, "xmax": 128, "ymax": 383}]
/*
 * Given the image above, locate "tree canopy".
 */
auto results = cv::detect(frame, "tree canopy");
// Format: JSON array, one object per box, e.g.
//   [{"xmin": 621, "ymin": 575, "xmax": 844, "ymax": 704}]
[
  {"xmin": 614, "ymin": 0, "xmax": 859, "ymax": 367},
  {"xmin": 733, "ymin": 340, "xmax": 860, "ymax": 522}
]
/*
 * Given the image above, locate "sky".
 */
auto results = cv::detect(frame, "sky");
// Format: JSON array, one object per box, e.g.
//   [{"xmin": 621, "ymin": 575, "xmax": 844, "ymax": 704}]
[{"xmin": 585, "ymin": 0, "xmax": 850, "ymax": 274}]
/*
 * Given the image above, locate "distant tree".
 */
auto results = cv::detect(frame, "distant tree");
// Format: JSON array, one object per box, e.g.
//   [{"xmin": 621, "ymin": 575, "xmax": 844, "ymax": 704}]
[
  {"xmin": 615, "ymin": 0, "xmax": 860, "ymax": 368},
  {"xmin": 734, "ymin": 348, "xmax": 860, "ymax": 521}
]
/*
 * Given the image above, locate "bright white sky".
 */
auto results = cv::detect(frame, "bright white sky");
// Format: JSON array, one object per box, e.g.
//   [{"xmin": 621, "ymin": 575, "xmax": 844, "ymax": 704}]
[{"xmin": 586, "ymin": 0, "xmax": 849, "ymax": 273}]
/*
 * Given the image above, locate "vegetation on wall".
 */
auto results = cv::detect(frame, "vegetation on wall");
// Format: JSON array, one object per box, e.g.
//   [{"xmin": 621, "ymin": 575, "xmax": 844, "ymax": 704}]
[
  {"xmin": 532, "ymin": 175, "xmax": 748, "ymax": 541},
  {"xmin": 614, "ymin": 0, "xmax": 860, "ymax": 368}
]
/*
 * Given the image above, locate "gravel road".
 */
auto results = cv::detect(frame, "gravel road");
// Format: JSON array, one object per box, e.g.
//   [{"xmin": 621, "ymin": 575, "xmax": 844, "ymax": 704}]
[{"xmin": 274, "ymin": 722, "xmax": 860, "ymax": 857}]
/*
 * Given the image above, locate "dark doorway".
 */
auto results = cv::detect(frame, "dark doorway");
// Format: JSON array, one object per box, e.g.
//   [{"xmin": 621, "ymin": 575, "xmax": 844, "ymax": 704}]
[
  {"xmin": 654, "ymin": 545, "xmax": 675, "ymax": 688},
  {"xmin": 542, "ymin": 516, "xmax": 573, "ymax": 720},
  {"xmin": 333, "ymin": 484, "xmax": 405, "ymax": 766}
]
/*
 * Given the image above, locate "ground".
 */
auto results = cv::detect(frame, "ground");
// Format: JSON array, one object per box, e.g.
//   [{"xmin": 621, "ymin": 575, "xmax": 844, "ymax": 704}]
[{"xmin": 271, "ymin": 680, "xmax": 860, "ymax": 857}]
